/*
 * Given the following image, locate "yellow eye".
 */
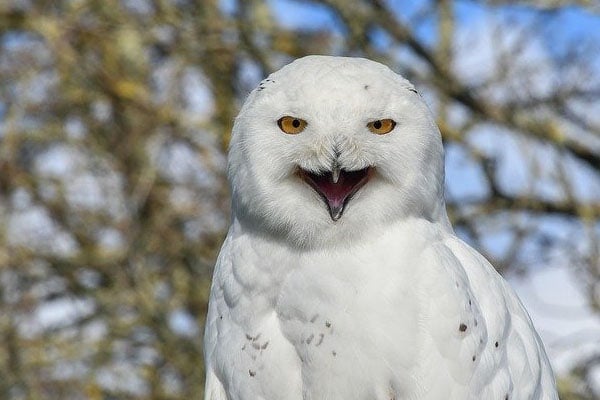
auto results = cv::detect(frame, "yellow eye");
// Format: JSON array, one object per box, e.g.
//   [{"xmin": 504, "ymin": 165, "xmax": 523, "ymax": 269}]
[
  {"xmin": 277, "ymin": 116, "xmax": 307, "ymax": 134},
  {"xmin": 367, "ymin": 119, "xmax": 396, "ymax": 135}
]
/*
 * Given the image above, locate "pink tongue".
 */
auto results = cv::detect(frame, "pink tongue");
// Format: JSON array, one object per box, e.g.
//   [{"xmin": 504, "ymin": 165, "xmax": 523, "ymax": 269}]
[{"xmin": 309, "ymin": 169, "xmax": 367, "ymax": 209}]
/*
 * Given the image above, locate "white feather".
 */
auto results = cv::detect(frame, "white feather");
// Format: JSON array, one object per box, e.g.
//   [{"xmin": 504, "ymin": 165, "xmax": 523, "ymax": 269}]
[{"xmin": 204, "ymin": 55, "xmax": 558, "ymax": 400}]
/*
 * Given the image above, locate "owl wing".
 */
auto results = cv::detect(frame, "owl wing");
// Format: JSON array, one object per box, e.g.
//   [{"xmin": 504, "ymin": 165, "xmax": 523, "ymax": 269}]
[
  {"xmin": 443, "ymin": 236, "xmax": 559, "ymax": 400},
  {"xmin": 203, "ymin": 236, "xmax": 231, "ymax": 400},
  {"xmin": 204, "ymin": 367, "xmax": 227, "ymax": 400}
]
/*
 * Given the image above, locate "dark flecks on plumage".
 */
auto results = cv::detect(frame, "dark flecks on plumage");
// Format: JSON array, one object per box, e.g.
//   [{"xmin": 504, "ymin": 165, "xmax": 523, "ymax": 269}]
[
  {"xmin": 306, "ymin": 334, "xmax": 314, "ymax": 344},
  {"xmin": 316, "ymin": 333, "xmax": 324, "ymax": 346}
]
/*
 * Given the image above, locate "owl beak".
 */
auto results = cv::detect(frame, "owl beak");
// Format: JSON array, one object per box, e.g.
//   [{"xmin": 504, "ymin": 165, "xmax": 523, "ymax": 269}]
[
  {"xmin": 299, "ymin": 166, "xmax": 372, "ymax": 221},
  {"xmin": 331, "ymin": 162, "xmax": 341, "ymax": 184}
]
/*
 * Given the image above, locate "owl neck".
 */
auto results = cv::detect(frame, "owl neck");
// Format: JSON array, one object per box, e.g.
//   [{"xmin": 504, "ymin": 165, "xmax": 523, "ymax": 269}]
[{"xmin": 232, "ymin": 199, "xmax": 452, "ymax": 253}]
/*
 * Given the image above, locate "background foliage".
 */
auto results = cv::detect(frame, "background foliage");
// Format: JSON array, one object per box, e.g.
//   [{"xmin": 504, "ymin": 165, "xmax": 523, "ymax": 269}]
[{"xmin": 0, "ymin": 0, "xmax": 599, "ymax": 399}]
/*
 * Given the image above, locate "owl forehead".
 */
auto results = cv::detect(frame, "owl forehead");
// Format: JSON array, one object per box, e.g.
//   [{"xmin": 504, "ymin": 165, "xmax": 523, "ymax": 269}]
[
  {"xmin": 291, "ymin": 81, "xmax": 388, "ymax": 115},
  {"xmin": 263, "ymin": 75, "xmax": 407, "ymax": 120},
  {"xmin": 247, "ymin": 57, "xmax": 419, "ymax": 123}
]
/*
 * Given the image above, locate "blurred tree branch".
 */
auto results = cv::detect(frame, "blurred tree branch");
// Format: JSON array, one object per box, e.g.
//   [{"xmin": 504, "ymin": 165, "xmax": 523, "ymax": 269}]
[{"xmin": 0, "ymin": 0, "xmax": 598, "ymax": 399}]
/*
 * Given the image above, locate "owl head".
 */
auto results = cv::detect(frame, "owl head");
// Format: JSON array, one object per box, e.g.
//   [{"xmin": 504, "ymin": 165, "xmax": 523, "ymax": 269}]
[{"xmin": 228, "ymin": 56, "xmax": 449, "ymax": 249}]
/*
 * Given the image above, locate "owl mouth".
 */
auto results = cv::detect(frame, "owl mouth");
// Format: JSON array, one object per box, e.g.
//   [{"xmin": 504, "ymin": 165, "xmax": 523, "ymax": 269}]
[{"xmin": 299, "ymin": 166, "xmax": 373, "ymax": 221}]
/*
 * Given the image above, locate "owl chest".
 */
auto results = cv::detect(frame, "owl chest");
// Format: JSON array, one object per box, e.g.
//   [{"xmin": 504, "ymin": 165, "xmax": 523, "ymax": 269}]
[
  {"xmin": 217, "ymin": 248, "xmax": 427, "ymax": 398},
  {"xmin": 269, "ymin": 251, "xmax": 435, "ymax": 399},
  {"xmin": 216, "ymin": 237, "xmax": 494, "ymax": 399}
]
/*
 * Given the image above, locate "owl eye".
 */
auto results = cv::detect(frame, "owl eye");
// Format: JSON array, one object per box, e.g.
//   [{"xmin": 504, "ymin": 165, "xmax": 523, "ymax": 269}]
[
  {"xmin": 367, "ymin": 119, "xmax": 396, "ymax": 135},
  {"xmin": 277, "ymin": 116, "xmax": 307, "ymax": 134}
]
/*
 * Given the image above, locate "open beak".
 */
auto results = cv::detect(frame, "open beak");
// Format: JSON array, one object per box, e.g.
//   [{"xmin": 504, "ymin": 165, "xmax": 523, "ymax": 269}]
[{"xmin": 299, "ymin": 165, "xmax": 372, "ymax": 221}]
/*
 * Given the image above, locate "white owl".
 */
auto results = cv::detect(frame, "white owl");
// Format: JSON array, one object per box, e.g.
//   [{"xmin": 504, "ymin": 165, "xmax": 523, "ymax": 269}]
[{"xmin": 203, "ymin": 56, "xmax": 558, "ymax": 400}]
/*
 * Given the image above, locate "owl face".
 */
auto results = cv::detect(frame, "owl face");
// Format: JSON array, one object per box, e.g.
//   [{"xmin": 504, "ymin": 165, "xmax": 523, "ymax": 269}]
[{"xmin": 228, "ymin": 56, "xmax": 447, "ymax": 249}]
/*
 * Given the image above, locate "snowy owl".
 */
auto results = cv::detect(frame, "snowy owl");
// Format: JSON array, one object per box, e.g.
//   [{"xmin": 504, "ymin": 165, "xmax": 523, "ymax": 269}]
[{"xmin": 203, "ymin": 56, "xmax": 558, "ymax": 400}]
